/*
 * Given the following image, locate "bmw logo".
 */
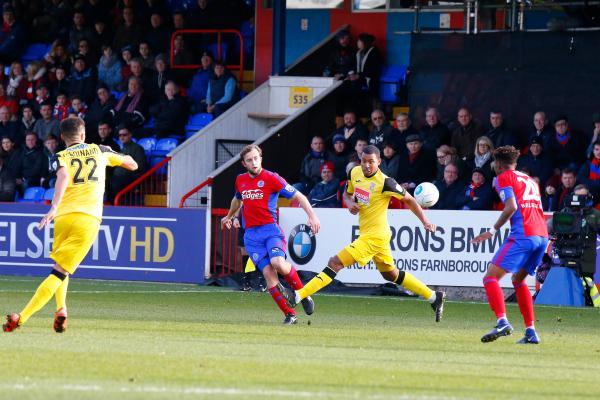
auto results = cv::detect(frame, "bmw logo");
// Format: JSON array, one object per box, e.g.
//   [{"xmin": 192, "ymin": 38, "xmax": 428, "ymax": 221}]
[{"xmin": 288, "ymin": 224, "xmax": 316, "ymax": 265}]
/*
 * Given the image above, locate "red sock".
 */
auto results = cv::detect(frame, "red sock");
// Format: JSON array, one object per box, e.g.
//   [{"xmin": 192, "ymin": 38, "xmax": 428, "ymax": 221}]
[
  {"xmin": 268, "ymin": 285, "xmax": 295, "ymax": 316},
  {"xmin": 283, "ymin": 266, "xmax": 304, "ymax": 290},
  {"xmin": 483, "ymin": 277, "xmax": 506, "ymax": 319},
  {"xmin": 513, "ymin": 280, "xmax": 535, "ymax": 328}
]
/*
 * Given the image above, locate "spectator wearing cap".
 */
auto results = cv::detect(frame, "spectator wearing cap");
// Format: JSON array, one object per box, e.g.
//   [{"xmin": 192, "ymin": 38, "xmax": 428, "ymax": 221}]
[
  {"xmin": 295, "ymin": 135, "xmax": 330, "ymax": 195},
  {"xmin": 33, "ymin": 102, "xmax": 60, "ymax": 140},
  {"xmin": 577, "ymin": 140, "xmax": 600, "ymax": 199},
  {"xmin": 368, "ymin": 109, "xmax": 396, "ymax": 151},
  {"xmin": 459, "ymin": 168, "xmax": 493, "ymax": 210},
  {"xmin": 68, "ymin": 53, "xmax": 97, "ymax": 105},
  {"xmin": 145, "ymin": 13, "xmax": 172, "ymax": 55},
  {"xmin": 547, "ymin": 115, "xmax": 587, "ymax": 170},
  {"xmin": 486, "ymin": 110, "xmax": 519, "ymax": 148},
  {"xmin": 326, "ymin": 110, "xmax": 368, "ymax": 150},
  {"xmin": 0, "ymin": 4, "xmax": 26, "ymax": 64},
  {"xmin": 517, "ymin": 136, "xmax": 554, "ymax": 185},
  {"xmin": 309, "ymin": 162, "xmax": 340, "ymax": 208},
  {"xmin": 0, "ymin": 106, "xmax": 18, "ymax": 143},
  {"xmin": 0, "ymin": 154, "xmax": 16, "ymax": 201},
  {"xmin": 110, "ymin": 76, "xmax": 148, "ymax": 133},
  {"xmin": 206, "ymin": 61, "xmax": 239, "ymax": 117},
  {"xmin": 188, "ymin": 51, "xmax": 214, "ymax": 114},
  {"xmin": 394, "ymin": 113, "xmax": 419, "ymax": 151},
  {"xmin": 396, "ymin": 134, "xmax": 436, "ymax": 194},
  {"xmin": 528, "ymin": 111, "xmax": 553, "ymax": 151},
  {"xmin": 420, "ymin": 107, "xmax": 451, "ymax": 153},
  {"xmin": 328, "ymin": 134, "xmax": 349, "ymax": 181},
  {"xmin": 380, "ymin": 141, "xmax": 400, "ymax": 180},
  {"xmin": 120, "ymin": 45, "xmax": 134, "ymax": 84},
  {"xmin": 98, "ymin": 46, "xmax": 123, "ymax": 91},
  {"xmin": 148, "ymin": 53, "xmax": 174, "ymax": 103},
  {"xmin": 432, "ymin": 162, "xmax": 465, "ymax": 210},
  {"xmin": 451, "ymin": 107, "xmax": 484, "ymax": 160},
  {"xmin": 586, "ymin": 113, "xmax": 600, "ymax": 159},
  {"xmin": 85, "ymin": 85, "xmax": 117, "ymax": 141},
  {"xmin": 108, "ymin": 125, "xmax": 146, "ymax": 202},
  {"xmin": 112, "ymin": 7, "xmax": 144, "ymax": 52},
  {"xmin": 68, "ymin": 9, "xmax": 95, "ymax": 54},
  {"xmin": 465, "ymin": 136, "xmax": 494, "ymax": 182},
  {"xmin": 147, "ymin": 81, "xmax": 188, "ymax": 138},
  {"xmin": 324, "ymin": 29, "xmax": 355, "ymax": 80}
]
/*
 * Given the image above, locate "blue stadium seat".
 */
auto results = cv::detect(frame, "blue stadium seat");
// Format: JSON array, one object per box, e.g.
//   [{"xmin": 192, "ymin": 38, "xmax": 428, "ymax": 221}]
[
  {"xmin": 21, "ymin": 43, "xmax": 51, "ymax": 63},
  {"xmin": 379, "ymin": 65, "xmax": 408, "ymax": 104},
  {"xmin": 17, "ymin": 187, "xmax": 46, "ymax": 203},
  {"xmin": 188, "ymin": 113, "xmax": 213, "ymax": 127},
  {"xmin": 208, "ymin": 42, "xmax": 229, "ymax": 62},
  {"xmin": 43, "ymin": 188, "xmax": 55, "ymax": 203},
  {"xmin": 143, "ymin": 117, "xmax": 156, "ymax": 128},
  {"xmin": 152, "ymin": 138, "xmax": 178, "ymax": 157},
  {"xmin": 149, "ymin": 154, "xmax": 169, "ymax": 175},
  {"xmin": 137, "ymin": 137, "xmax": 157, "ymax": 156}
]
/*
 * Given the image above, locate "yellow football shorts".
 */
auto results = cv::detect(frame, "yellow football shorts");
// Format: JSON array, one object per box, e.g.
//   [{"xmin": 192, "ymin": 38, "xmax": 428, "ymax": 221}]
[
  {"xmin": 51, "ymin": 213, "xmax": 101, "ymax": 274},
  {"xmin": 337, "ymin": 234, "xmax": 395, "ymax": 272}
]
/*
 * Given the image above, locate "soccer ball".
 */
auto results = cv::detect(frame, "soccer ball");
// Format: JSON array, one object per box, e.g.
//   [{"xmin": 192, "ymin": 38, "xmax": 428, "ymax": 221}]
[{"xmin": 414, "ymin": 182, "xmax": 439, "ymax": 208}]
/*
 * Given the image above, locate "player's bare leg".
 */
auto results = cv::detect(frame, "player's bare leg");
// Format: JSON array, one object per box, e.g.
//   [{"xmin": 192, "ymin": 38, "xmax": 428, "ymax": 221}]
[
  {"xmin": 481, "ymin": 264, "xmax": 514, "ymax": 342},
  {"xmin": 3, "ymin": 264, "xmax": 70, "ymax": 333},
  {"xmin": 271, "ymin": 256, "xmax": 314, "ymax": 315},
  {"xmin": 512, "ymin": 269, "xmax": 540, "ymax": 344},
  {"xmin": 262, "ymin": 265, "xmax": 297, "ymax": 325},
  {"xmin": 380, "ymin": 269, "xmax": 446, "ymax": 322}
]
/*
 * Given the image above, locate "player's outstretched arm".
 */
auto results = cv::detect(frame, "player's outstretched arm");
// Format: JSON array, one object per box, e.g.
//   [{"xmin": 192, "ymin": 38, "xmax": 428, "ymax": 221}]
[
  {"xmin": 221, "ymin": 197, "xmax": 242, "ymax": 230},
  {"xmin": 119, "ymin": 155, "xmax": 138, "ymax": 171},
  {"xmin": 343, "ymin": 191, "xmax": 360, "ymax": 215},
  {"xmin": 291, "ymin": 191, "xmax": 321, "ymax": 234},
  {"xmin": 402, "ymin": 192, "xmax": 436, "ymax": 233},
  {"xmin": 38, "ymin": 166, "xmax": 69, "ymax": 229},
  {"xmin": 471, "ymin": 197, "xmax": 517, "ymax": 244}
]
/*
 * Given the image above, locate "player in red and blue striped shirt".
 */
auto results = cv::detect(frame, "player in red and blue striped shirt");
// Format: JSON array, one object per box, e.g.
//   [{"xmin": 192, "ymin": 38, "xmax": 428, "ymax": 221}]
[
  {"xmin": 221, "ymin": 144, "xmax": 321, "ymax": 325},
  {"xmin": 472, "ymin": 146, "xmax": 549, "ymax": 344}
]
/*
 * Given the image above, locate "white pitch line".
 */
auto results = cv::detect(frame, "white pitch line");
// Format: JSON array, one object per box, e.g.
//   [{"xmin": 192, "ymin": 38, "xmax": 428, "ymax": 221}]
[
  {"xmin": 0, "ymin": 383, "xmax": 463, "ymax": 400},
  {"xmin": 0, "ymin": 289, "xmax": 233, "ymax": 294}
]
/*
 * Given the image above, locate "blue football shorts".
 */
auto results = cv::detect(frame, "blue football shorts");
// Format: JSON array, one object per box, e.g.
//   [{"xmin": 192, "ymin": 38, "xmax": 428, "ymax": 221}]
[
  {"xmin": 243, "ymin": 223, "xmax": 287, "ymax": 271},
  {"xmin": 491, "ymin": 235, "xmax": 549, "ymax": 275}
]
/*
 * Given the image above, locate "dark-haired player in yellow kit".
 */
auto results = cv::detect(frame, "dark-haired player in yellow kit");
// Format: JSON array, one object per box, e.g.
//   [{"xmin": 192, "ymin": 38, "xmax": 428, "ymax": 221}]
[
  {"xmin": 3, "ymin": 117, "xmax": 138, "ymax": 333},
  {"xmin": 284, "ymin": 145, "xmax": 446, "ymax": 321}
]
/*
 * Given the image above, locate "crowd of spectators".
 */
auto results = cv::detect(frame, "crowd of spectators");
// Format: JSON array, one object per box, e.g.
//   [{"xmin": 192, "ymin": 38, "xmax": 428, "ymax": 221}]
[
  {"xmin": 297, "ymin": 106, "xmax": 600, "ymax": 212},
  {"xmin": 0, "ymin": 0, "xmax": 252, "ymax": 201}
]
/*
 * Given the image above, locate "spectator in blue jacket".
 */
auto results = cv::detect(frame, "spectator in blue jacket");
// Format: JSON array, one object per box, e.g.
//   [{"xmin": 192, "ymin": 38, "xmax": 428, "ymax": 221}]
[
  {"xmin": 0, "ymin": 5, "xmax": 26, "ymax": 64},
  {"xmin": 206, "ymin": 60, "xmax": 239, "ymax": 118},
  {"xmin": 309, "ymin": 162, "xmax": 340, "ymax": 208},
  {"xmin": 188, "ymin": 51, "xmax": 214, "ymax": 114},
  {"xmin": 459, "ymin": 167, "xmax": 493, "ymax": 210},
  {"xmin": 97, "ymin": 46, "xmax": 122, "ymax": 91}
]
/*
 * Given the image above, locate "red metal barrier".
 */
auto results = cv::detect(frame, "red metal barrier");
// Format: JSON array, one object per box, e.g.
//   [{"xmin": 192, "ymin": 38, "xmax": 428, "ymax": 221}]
[
  {"xmin": 210, "ymin": 208, "xmax": 243, "ymax": 277},
  {"xmin": 179, "ymin": 177, "xmax": 213, "ymax": 208},
  {"xmin": 113, "ymin": 157, "xmax": 171, "ymax": 206},
  {"xmin": 169, "ymin": 29, "xmax": 245, "ymax": 82}
]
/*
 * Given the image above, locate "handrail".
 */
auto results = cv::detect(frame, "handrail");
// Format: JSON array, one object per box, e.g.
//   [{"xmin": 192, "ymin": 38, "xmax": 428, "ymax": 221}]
[
  {"xmin": 169, "ymin": 29, "xmax": 245, "ymax": 82},
  {"xmin": 179, "ymin": 177, "xmax": 213, "ymax": 208},
  {"xmin": 113, "ymin": 156, "xmax": 171, "ymax": 206},
  {"xmin": 285, "ymin": 24, "xmax": 349, "ymax": 74}
]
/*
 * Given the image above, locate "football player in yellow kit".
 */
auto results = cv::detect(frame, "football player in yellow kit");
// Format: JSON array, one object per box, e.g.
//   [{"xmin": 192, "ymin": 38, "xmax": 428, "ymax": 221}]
[
  {"xmin": 284, "ymin": 145, "xmax": 446, "ymax": 321},
  {"xmin": 3, "ymin": 117, "xmax": 138, "ymax": 333}
]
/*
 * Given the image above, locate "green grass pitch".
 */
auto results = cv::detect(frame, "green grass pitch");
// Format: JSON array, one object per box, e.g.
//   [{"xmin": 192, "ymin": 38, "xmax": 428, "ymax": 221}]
[{"xmin": 1, "ymin": 276, "xmax": 599, "ymax": 400}]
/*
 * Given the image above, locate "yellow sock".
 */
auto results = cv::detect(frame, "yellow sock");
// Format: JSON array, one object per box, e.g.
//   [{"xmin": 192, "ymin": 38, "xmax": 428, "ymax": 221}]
[
  {"xmin": 55, "ymin": 276, "xmax": 69, "ymax": 311},
  {"xmin": 297, "ymin": 267, "xmax": 336, "ymax": 300},
  {"xmin": 398, "ymin": 271, "xmax": 434, "ymax": 300},
  {"xmin": 20, "ymin": 274, "xmax": 64, "ymax": 324},
  {"xmin": 244, "ymin": 258, "xmax": 256, "ymax": 273}
]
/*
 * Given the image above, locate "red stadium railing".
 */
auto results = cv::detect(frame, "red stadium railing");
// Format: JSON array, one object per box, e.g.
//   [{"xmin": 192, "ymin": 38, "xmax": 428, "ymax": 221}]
[
  {"xmin": 178, "ymin": 177, "xmax": 213, "ymax": 208},
  {"xmin": 169, "ymin": 29, "xmax": 245, "ymax": 82},
  {"xmin": 113, "ymin": 157, "xmax": 171, "ymax": 207}
]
